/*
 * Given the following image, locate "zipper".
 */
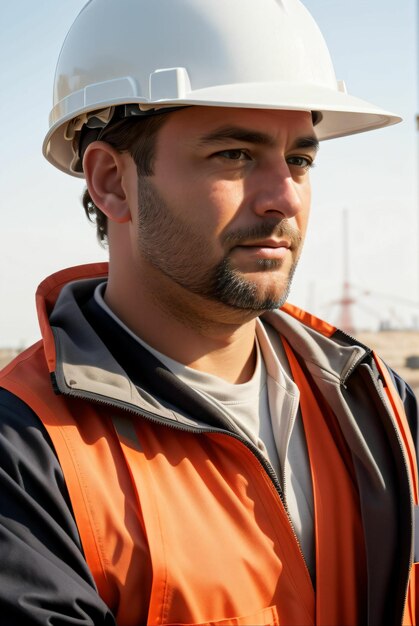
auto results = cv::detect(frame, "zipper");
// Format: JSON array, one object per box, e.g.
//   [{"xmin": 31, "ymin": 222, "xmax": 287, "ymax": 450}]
[
  {"xmin": 55, "ymin": 374, "xmax": 312, "ymax": 579},
  {"xmin": 332, "ymin": 329, "xmax": 373, "ymax": 386}
]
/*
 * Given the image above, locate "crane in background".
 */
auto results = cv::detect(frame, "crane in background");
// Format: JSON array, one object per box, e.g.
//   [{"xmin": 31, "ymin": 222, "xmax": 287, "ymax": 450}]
[{"xmin": 322, "ymin": 210, "xmax": 419, "ymax": 334}]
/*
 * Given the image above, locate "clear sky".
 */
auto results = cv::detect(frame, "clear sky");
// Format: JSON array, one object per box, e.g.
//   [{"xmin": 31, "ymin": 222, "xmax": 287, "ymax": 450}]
[{"xmin": 0, "ymin": 0, "xmax": 417, "ymax": 347}]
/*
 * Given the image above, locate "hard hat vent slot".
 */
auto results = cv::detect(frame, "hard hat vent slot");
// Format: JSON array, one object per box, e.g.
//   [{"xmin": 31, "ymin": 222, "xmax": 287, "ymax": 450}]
[
  {"xmin": 149, "ymin": 68, "xmax": 191, "ymax": 101},
  {"xmin": 84, "ymin": 77, "xmax": 138, "ymax": 106}
]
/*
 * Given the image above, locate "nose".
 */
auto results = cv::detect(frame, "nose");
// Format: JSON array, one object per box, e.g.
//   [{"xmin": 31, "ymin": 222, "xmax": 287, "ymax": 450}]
[{"xmin": 250, "ymin": 161, "xmax": 308, "ymax": 219}]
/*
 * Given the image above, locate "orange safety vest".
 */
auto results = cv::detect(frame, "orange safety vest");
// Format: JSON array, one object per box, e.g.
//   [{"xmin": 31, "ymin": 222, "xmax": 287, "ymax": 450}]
[{"xmin": 1, "ymin": 264, "xmax": 418, "ymax": 625}]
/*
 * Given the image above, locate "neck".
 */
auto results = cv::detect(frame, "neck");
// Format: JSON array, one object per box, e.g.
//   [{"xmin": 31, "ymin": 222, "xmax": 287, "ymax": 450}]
[{"xmin": 104, "ymin": 266, "xmax": 259, "ymax": 384}]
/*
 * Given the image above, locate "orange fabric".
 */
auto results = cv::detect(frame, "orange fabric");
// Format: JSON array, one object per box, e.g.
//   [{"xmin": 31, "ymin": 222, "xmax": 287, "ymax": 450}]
[
  {"xmin": 404, "ymin": 563, "xmax": 415, "ymax": 626},
  {"xmin": 113, "ymin": 416, "xmax": 314, "ymax": 626},
  {"xmin": 282, "ymin": 339, "xmax": 367, "ymax": 625},
  {"xmin": 281, "ymin": 302, "xmax": 337, "ymax": 338},
  {"xmin": 404, "ymin": 562, "xmax": 419, "ymax": 626},
  {"xmin": 1, "ymin": 347, "xmax": 314, "ymax": 626},
  {"xmin": 35, "ymin": 263, "xmax": 109, "ymax": 373},
  {"xmin": 0, "ymin": 345, "xmax": 152, "ymax": 626}
]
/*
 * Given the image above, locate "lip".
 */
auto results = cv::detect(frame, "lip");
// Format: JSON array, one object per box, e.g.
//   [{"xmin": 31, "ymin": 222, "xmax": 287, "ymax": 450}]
[
  {"xmin": 233, "ymin": 239, "xmax": 291, "ymax": 260},
  {"xmin": 239, "ymin": 238, "xmax": 291, "ymax": 249}
]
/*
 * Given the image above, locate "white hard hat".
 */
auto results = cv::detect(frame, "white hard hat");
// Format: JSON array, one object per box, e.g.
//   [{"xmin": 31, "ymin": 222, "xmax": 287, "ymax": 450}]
[{"xmin": 43, "ymin": 0, "xmax": 401, "ymax": 178}]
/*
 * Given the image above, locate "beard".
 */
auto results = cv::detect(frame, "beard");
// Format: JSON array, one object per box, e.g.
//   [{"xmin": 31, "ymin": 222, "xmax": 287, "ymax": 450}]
[
  {"xmin": 211, "ymin": 254, "xmax": 298, "ymax": 310},
  {"xmin": 137, "ymin": 176, "xmax": 302, "ymax": 311}
]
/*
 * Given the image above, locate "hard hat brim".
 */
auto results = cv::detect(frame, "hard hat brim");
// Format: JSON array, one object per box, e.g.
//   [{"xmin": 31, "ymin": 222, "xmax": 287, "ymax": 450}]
[{"xmin": 43, "ymin": 81, "xmax": 401, "ymax": 178}]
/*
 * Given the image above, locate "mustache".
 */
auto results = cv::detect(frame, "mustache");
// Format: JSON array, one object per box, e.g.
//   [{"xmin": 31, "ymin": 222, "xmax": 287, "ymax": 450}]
[{"xmin": 222, "ymin": 220, "xmax": 302, "ymax": 249}]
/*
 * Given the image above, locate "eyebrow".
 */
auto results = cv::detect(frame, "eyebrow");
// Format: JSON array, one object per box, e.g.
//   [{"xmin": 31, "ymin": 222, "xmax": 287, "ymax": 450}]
[{"xmin": 197, "ymin": 125, "xmax": 320, "ymax": 153}]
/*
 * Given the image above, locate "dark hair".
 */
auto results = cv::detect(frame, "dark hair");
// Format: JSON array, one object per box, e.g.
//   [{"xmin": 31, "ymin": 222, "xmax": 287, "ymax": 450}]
[{"xmin": 82, "ymin": 113, "xmax": 169, "ymax": 245}]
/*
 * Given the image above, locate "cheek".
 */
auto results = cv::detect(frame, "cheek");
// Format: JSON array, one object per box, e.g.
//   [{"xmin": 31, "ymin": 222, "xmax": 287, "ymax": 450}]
[
  {"xmin": 296, "ymin": 184, "xmax": 311, "ymax": 234},
  {"xmin": 167, "ymin": 180, "xmax": 244, "ymax": 236},
  {"xmin": 203, "ymin": 182, "xmax": 245, "ymax": 231}
]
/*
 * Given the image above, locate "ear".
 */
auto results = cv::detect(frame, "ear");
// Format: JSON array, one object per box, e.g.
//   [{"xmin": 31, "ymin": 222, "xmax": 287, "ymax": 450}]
[{"xmin": 83, "ymin": 141, "xmax": 132, "ymax": 224}]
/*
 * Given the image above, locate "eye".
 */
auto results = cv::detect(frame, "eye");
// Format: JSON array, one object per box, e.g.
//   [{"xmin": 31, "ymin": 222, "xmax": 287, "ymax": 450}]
[
  {"xmin": 286, "ymin": 155, "xmax": 315, "ymax": 171},
  {"xmin": 215, "ymin": 149, "xmax": 252, "ymax": 161}
]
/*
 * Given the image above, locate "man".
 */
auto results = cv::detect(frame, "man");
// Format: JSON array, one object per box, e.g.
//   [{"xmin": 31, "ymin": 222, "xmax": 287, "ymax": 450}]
[{"xmin": 0, "ymin": 0, "xmax": 417, "ymax": 624}]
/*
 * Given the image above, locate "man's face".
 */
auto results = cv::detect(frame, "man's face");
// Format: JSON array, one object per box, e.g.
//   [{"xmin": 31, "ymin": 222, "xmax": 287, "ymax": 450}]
[{"xmin": 131, "ymin": 106, "xmax": 317, "ymax": 313}]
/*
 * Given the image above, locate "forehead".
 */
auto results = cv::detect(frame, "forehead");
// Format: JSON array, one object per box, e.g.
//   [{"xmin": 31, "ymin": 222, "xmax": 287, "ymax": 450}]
[{"xmin": 160, "ymin": 106, "xmax": 316, "ymax": 144}]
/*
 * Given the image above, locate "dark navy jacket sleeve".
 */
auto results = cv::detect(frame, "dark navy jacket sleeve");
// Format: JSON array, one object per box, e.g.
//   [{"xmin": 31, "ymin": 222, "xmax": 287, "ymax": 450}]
[{"xmin": 0, "ymin": 389, "xmax": 116, "ymax": 625}]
